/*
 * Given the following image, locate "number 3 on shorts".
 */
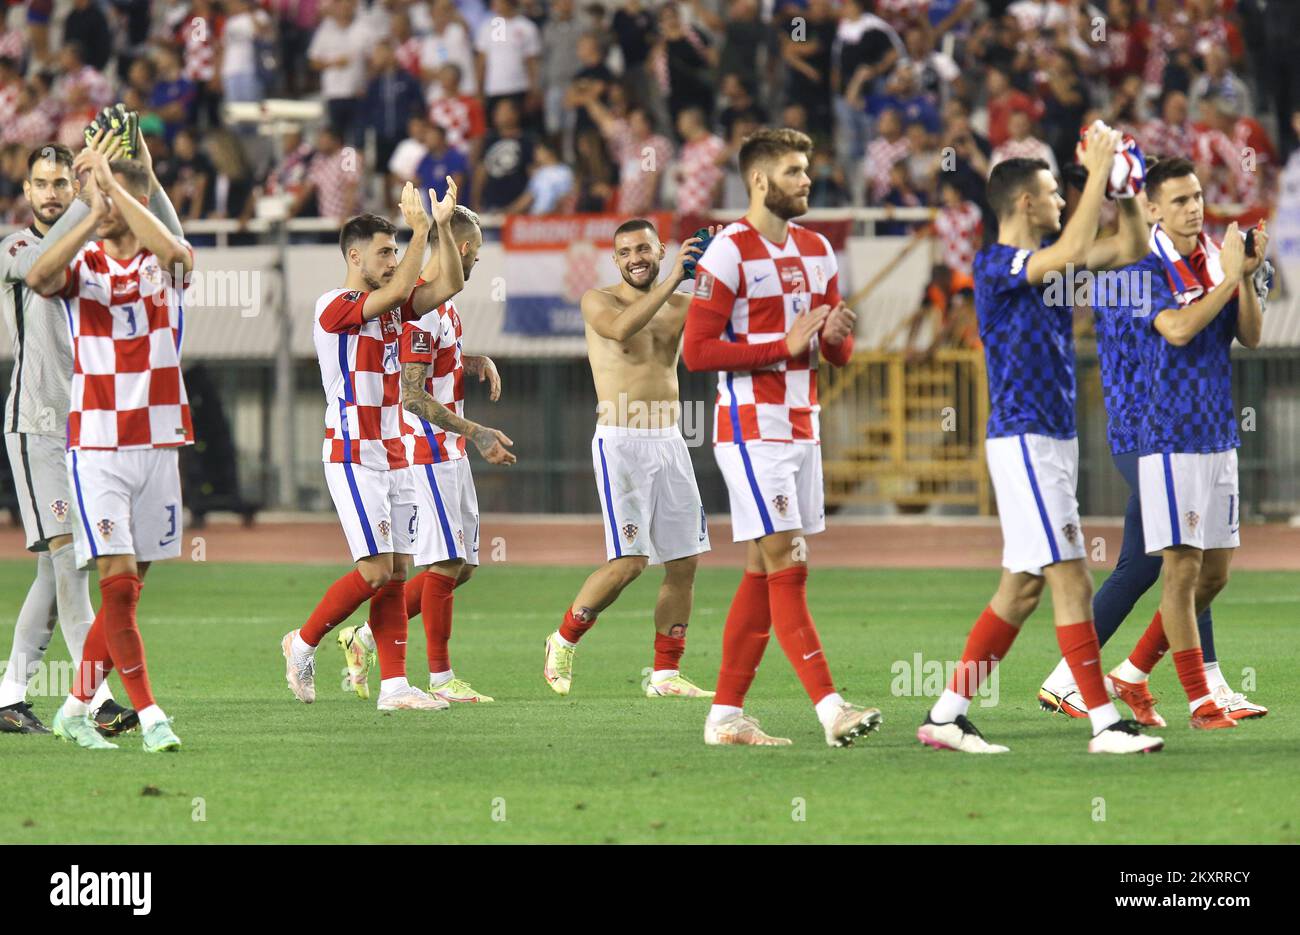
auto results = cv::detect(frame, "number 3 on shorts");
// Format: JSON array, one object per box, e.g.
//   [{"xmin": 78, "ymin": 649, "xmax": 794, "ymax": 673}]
[{"xmin": 159, "ymin": 503, "xmax": 177, "ymax": 547}]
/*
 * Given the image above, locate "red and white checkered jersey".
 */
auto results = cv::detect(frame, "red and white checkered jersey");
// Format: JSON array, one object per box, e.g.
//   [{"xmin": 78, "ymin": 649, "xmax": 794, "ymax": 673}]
[
  {"xmin": 934, "ymin": 201, "xmax": 983, "ymax": 275},
  {"xmin": 399, "ymin": 299, "xmax": 467, "ymax": 463},
  {"xmin": 55, "ymin": 241, "xmax": 194, "ymax": 451},
  {"xmin": 689, "ymin": 219, "xmax": 842, "ymax": 445},
  {"xmin": 314, "ymin": 288, "xmax": 415, "ymax": 471}
]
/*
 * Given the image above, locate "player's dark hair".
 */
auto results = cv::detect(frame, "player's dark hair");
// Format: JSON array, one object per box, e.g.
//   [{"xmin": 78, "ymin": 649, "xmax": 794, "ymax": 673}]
[
  {"xmin": 27, "ymin": 142, "xmax": 74, "ymax": 175},
  {"xmin": 109, "ymin": 159, "xmax": 152, "ymax": 198},
  {"xmin": 1144, "ymin": 156, "xmax": 1196, "ymax": 201},
  {"xmin": 613, "ymin": 218, "xmax": 657, "ymax": 240},
  {"xmin": 986, "ymin": 157, "xmax": 1051, "ymax": 220},
  {"xmin": 428, "ymin": 205, "xmax": 483, "ymax": 247},
  {"xmin": 738, "ymin": 127, "xmax": 814, "ymax": 191},
  {"xmin": 339, "ymin": 213, "xmax": 397, "ymax": 256}
]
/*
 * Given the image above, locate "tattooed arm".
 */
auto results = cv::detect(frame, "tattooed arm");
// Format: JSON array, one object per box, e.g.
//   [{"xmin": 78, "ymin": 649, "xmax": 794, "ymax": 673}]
[{"xmin": 401, "ymin": 361, "xmax": 515, "ymax": 464}]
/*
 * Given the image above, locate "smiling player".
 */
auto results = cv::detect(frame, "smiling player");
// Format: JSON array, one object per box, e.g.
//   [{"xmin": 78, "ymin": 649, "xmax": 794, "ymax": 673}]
[{"xmin": 541, "ymin": 219, "xmax": 716, "ymax": 699}]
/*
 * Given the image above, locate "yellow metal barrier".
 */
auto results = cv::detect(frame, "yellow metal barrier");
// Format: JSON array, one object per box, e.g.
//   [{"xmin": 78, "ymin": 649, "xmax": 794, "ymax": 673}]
[{"xmin": 819, "ymin": 349, "xmax": 992, "ymax": 513}]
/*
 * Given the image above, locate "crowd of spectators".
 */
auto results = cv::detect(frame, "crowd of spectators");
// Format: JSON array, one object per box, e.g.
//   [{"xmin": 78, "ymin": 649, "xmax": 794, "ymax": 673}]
[{"xmin": 0, "ymin": 0, "xmax": 1296, "ymax": 258}]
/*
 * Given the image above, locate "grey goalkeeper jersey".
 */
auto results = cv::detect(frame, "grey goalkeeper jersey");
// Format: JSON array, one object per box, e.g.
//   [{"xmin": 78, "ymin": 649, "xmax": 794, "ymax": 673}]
[{"xmin": 1, "ymin": 225, "xmax": 72, "ymax": 437}]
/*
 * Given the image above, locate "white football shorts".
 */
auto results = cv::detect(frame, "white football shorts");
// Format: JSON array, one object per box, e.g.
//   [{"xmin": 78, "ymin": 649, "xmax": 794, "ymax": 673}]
[
  {"xmin": 986, "ymin": 433, "xmax": 1086, "ymax": 575},
  {"xmin": 66, "ymin": 447, "xmax": 183, "ymax": 569},
  {"xmin": 1138, "ymin": 449, "xmax": 1240, "ymax": 553},
  {"xmin": 593, "ymin": 424, "xmax": 710, "ymax": 564}
]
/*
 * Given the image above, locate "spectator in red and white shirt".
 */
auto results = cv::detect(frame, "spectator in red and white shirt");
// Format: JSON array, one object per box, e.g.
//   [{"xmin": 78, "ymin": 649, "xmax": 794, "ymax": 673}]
[
  {"xmin": 427, "ymin": 64, "xmax": 487, "ymax": 155},
  {"xmin": 673, "ymin": 107, "xmax": 727, "ymax": 216},
  {"xmin": 990, "ymin": 111, "xmax": 1060, "ymax": 178},
  {"xmin": 299, "ymin": 126, "xmax": 362, "ymax": 220},
  {"xmin": 24, "ymin": 150, "xmax": 196, "ymax": 745},
  {"xmin": 0, "ymin": 57, "xmax": 22, "ymax": 127},
  {"xmin": 864, "ymin": 108, "xmax": 911, "ymax": 204},
  {"xmin": 932, "ymin": 179, "xmax": 983, "ymax": 276},
  {"xmin": 1139, "ymin": 89, "xmax": 1195, "ymax": 159},
  {"xmin": 55, "ymin": 42, "xmax": 112, "ymax": 113},
  {"xmin": 3, "ymin": 83, "xmax": 57, "ymax": 147},
  {"xmin": 580, "ymin": 86, "xmax": 674, "ymax": 215}
]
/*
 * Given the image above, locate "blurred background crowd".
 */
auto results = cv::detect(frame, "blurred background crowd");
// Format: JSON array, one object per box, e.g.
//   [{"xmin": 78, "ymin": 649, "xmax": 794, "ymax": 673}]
[{"xmin": 0, "ymin": 0, "xmax": 1296, "ymax": 252}]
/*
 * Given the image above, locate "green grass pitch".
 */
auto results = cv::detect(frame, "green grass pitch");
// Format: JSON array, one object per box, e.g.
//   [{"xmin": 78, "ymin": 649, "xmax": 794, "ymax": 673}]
[{"xmin": 1, "ymin": 560, "xmax": 1295, "ymax": 843}]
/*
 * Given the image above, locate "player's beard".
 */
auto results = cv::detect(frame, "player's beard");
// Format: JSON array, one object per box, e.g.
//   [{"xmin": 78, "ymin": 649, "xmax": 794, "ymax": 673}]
[
  {"xmin": 97, "ymin": 216, "xmax": 130, "ymax": 240},
  {"xmin": 764, "ymin": 181, "xmax": 808, "ymax": 221},
  {"xmin": 34, "ymin": 202, "xmax": 66, "ymax": 227},
  {"xmin": 621, "ymin": 259, "xmax": 660, "ymax": 291}
]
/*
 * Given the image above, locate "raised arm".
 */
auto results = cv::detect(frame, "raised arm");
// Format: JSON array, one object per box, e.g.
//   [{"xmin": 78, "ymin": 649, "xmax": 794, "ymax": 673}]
[
  {"xmin": 133, "ymin": 123, "xmax": 185, "ymax": 237},
  {"xmin": 1025, "ymin": 123, "xmax": 1119, "ymax": 285},
  {"xmin": 9, "ymin": 199, "xmax": 89, "ymax": 283},
  {"xmin": 405, "ymin": 179, "xmax": 466, "ymax": 316},
  {"xmin": 26, "ymin": 181, "xmax": 107, "ymax": 296},
  {"xmin": 1085, "ymin": 194, "xmax": 1149, "ymax": 271},
  {"xmin": 360, "ymin": 182, "xmax": 433, "ymax": 321},
  {"xmin": 82, "ymin": 148, "xmax": 192, "ymax": 275},
  {"xmin": 583, "ymin": 235, "xmax": 706, "ymax": 341}
]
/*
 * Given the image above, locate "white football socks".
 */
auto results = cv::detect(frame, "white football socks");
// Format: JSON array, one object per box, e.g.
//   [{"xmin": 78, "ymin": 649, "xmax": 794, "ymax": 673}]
[
  {"xmin": 1042, "ymin": 657, "xmax": 1075, "ymax": 695},
  {"xmin": 380, "ymin": 676, "xmax": 410, "ymax": 695},
  {"xmin": 1203, "ymin": 661, "xmax": 1229, "ymax": 692},
  {"xmin": 137, "ymin": 704, "xmax": 167, "ymax": 729},
  {"xmin": 61, "ymin": 695, "xmax": 89, "ymax": 718},
  {"xmin": 1112, "ymin": 658, "xmax": 1150, "ymax": 683},
  {"xmin": 89, "ymin": 679, "xmax": 114, "ymax": 710},
  {"xmin": 1088, "ymin": 702, "xmax": 1122, "ymax": 735},
  {"xmin": 708, "ymin": 704, "xmax": 742, "ymax": 723},
  {"xmin": 291, "ymin": 632, "xmax": 314, "ymax": 658},
  {"xmin": 930, "ymin": 688, "xmax": 970, "ymax": 724},
  {"xmin": 650, "ymin": 669, "xmax": 678, "ymax": 683},
  {"xmin": 430, "ymin": 669, "xmax": 454, "ymax": 687},
  {"xmin": 814, "ymin": 693, "xmax": 846, "ymax": 729}
]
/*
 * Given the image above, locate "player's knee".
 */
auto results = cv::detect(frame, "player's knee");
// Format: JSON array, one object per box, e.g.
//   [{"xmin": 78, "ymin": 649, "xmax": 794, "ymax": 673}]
[
  {"xmin": 664, "ymin": 556, "xmax": 698, "ymax": 584},
  {"xmin": 358, "ymin": 566, "xmax": 392, "ymax": 589},
  {"xmin": 457, "ymin": 564, "xmax": 476, "ymax": 586},
  {"xmin": 1162, "ymin": 549, "xmax": 1202, "ymax": 590},
  {"xmin": 1199, "ymin": 567, "xmax": 1229, "ymax": 600},
  {"xmin": 609, "ymin": 557, "xmax": 647, "ymax": 589}
]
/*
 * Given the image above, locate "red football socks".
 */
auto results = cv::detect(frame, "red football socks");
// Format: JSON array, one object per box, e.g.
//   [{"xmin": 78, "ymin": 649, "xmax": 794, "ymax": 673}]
[
  {"xmin": 1173, "ymin": 647, "xmax": 1212, "ymax": 705},
  {"xmin": 1130, "ymin": 611, "xmax": 1170, "ymax": 674},
  {"xmin": 653, "ymin": 632, "xmax": 685, "ymax": 672},
  {"xmin": 72, "ymin": 610, "xmax": 111, "ymax": 702},
  {"xmin": 559, "ymin": 606, "xmax": 597, "ymax": 644},
  {"xmin": 768, "ymin": 566, "xmax": 836, "ymax": 704},
  {"xmin": 948, "ymin": 605, "xmax": 1019, "ymax": 699},
  {"xmin": 1057, "ymin": 620, "xmax": 1108, "ymax": 710},
  {"xmin": 368, "ymin": 579, "xmax": 409, "ymax": 680},
  {"xmin": 713, "ymin": 571, "xmax": 772, "ymax": 707},
  {"xmin": 301, "ymin": 570, "xmax": 378, "ymax": 646},
  {"xmin": 405, "ymin": 570, "xmax": 427, "ymax": 619},
  {"xmin": 422, "ymin": 571, "xmax": 456, "ymax": 673}
]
